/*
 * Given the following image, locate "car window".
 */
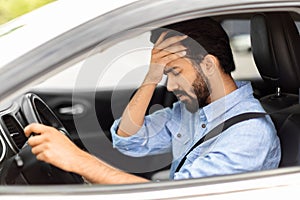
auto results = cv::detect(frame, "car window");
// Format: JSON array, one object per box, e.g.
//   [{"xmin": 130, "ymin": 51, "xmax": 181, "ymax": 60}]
[
  {"xmin": 221, "ymin": 19, "xmax": 261, "ymax": 80},
  {"xmin": 35, "ymin": 19, "xmax": 264, "ymax": 90},
  {"xmin": 296, "ymin": 21, "xmax": 300, "ymax": 30},
  {"xmin": 34, "ymin": 18, "xmax": 300, "ymax": 91},
  {"xmin": 223, "ymin": 19, "xmax": 300, "ymax": 81},
  {"xmin": 35, "ymin": 32, "xmax": 153, "ymax": 90}
]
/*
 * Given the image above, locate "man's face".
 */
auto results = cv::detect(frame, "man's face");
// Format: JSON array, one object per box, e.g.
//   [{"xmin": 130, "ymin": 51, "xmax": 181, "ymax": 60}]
[{"xmin": 164, "ymin": 57, "xmax": 210, "ymax": 113}]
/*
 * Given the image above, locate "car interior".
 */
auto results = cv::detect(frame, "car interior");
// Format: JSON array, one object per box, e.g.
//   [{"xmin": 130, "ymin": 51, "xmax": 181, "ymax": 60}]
[
  {"xmin": 251, "ymin": 12, "xmax": 300, "ymax": 167},
  {"xmin": 0, "ymin": 10, "xmax": 299, "ymax": 184}
]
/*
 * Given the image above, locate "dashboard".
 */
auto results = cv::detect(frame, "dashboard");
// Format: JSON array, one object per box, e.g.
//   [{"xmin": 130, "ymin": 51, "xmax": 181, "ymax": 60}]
[
  {"xmin": 0, "ymin": 100, "xmax": 28, "ymax": 167},
  {"xmin": 0, "ymin": 93, "xmax": 84, "ymax": 185}
]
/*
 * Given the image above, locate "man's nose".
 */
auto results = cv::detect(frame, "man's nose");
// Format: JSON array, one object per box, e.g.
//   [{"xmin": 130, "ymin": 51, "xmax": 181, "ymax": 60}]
[{"xmin": 166, "ymin": 76, "xmax": 178, "ymax": 92}]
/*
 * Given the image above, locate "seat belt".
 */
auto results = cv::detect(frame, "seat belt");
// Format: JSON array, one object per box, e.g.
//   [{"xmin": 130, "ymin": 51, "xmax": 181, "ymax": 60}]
[{"xmin": 175, "ymin": 103, "xmax": 300, "ymax": 173}]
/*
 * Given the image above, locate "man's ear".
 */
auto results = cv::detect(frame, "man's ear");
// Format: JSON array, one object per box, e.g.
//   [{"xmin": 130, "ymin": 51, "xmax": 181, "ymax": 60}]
[{"xmin": 200, "ymin": 54, "xmax": 218, "ymax": 76}]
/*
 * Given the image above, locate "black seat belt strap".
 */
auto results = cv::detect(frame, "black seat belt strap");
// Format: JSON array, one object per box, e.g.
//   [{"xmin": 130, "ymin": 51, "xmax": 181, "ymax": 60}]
[{"xmin": 175, "ymin": 112, "xmax": 267, "ymax": 173}]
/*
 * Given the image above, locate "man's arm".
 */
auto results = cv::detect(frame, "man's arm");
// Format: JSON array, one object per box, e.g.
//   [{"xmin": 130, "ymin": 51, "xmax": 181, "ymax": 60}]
[
  {"xmin": 67, "ymin": 147, "xmax": 149, "ymax": 184},
  {"xmin": 24, "ymin": 123, "xmax": 148, "ymax": 184},
  {"xmin": 22, "ymin": 33, "xmax": 188, "ymax": 184},
  {"xmin": 117, "ymin": 32, "xmax": 187, "ymax": 137},
  {"xmin": 117, "ymin": 82, "xmax": 157, "ymax": 137}
]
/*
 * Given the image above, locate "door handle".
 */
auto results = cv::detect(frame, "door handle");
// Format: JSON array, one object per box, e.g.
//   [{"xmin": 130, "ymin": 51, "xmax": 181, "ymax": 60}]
[{"xmin": 58, "ymin": 104, "xmax": 85, "ymax": 116}]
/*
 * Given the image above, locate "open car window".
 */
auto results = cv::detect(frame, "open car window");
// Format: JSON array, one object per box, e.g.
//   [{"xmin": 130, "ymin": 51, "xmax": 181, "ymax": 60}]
[
  {"xmin": 24, "ymin": 11, "xmax": 297, "ymax": 181},
  {"xmin": 35, "ymin": 21, "xmax": 262, "ymax": 90}
]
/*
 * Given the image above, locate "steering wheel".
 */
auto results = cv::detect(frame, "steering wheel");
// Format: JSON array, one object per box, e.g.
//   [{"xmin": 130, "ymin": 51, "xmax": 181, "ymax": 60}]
[
  {"xmin": 22, "ymin": 93, "xmax": 70, "ymax": 136},
  {"xmin": 1, "ymin": 93, "xmax": 84, "ymax": 185}
]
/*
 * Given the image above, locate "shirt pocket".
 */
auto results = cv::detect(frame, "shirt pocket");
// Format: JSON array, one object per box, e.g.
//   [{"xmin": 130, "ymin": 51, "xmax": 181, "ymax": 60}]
[{"xmin": 172, "ymin": 132, "xmax": 191, "ymax": 159}]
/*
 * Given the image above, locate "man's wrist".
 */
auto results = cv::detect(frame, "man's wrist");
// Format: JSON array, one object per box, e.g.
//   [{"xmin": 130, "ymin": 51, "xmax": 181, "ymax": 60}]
[{"xmin": 143, "ymin": 74, "xmax": 160, "ymax": 86}]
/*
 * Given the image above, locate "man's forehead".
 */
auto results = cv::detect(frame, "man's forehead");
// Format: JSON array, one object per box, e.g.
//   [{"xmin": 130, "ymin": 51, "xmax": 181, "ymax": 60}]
[
  {"xmin": 165, "ymin": 59, "xmax": 184, "ymax": 70},
  {"xmin": 164, "ymin": 58, "xmax": 194, "ymax": 75},
  {"xmin": 167, "ymin": 56, "xmax": 193, "ymax": 67}
]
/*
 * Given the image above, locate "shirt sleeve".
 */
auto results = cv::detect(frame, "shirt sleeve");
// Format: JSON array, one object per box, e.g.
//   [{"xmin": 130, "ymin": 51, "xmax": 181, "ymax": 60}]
[
  {"xmin": 174, "ymin": 118, "xmax": 281, "ymax": 180},
  {"xmin": 111, "ymin": 107, "xmax": 174, "ymax": 157}
]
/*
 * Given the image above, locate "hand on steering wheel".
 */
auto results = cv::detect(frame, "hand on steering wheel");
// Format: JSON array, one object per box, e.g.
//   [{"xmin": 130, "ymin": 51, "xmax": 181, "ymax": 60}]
[{"xmin": 19, "ymin": 93, "xmax": 84, "ymax": 184}]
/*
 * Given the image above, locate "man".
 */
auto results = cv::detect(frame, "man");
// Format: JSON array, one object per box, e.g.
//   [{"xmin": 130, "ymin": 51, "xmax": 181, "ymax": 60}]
[{"xmin": 24, "ymin": 17, "xmax": 281, "ymax": 183}]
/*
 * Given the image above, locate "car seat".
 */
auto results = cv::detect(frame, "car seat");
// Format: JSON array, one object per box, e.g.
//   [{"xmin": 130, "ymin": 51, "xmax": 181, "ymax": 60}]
[{"xmin": 250, "ymin": 12, "xmax": 300, "ymax": 167}]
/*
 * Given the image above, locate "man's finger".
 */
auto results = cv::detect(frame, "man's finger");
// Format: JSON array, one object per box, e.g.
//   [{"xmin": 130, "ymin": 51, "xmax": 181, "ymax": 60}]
[
  {"xmin": 154, "ymin": 31, "xmax": 169, "ymax": 47},
  {"xmin": 156, "ymin": 35, "xmax": 187, "ymax": 50},
  {"xmin": 156, "ymin": 44, "xmax": 187, "ymax": 58},
  {"xmin": 27, "ymin": 134, "xmax": 46, "ymax": 147},
  {"xmin": 31, "ymin": 142, "xmax": 45, "ymax": 155},
  {"xmin": 24, "ymin": 123, "xmax": 52, "ymax": 137},
  {"xmin": 161, "ymin": 50, "xmax": 187, "ymax": 63}
]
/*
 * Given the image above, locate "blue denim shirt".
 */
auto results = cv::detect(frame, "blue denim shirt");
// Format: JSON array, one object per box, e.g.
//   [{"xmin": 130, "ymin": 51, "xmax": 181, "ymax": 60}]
[{"xmin": 111, "ymin": 81, "xmax": 281, "ymax": 180}]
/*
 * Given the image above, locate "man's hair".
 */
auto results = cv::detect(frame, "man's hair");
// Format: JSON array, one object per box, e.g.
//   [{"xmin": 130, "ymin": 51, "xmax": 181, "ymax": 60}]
[{"xmin": 150, "ymin": 17, "xmax": 235, "ymax": 74}]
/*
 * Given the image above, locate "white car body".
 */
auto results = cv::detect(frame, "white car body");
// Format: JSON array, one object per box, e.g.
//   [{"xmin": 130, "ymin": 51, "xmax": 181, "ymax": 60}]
[
  {"xmin": 0, "ymin": 0, "xmax": 300, "ymax": 199},
  {"xmin": 0, "ymin": 0, "xmax": 138, "ymax": 67}
]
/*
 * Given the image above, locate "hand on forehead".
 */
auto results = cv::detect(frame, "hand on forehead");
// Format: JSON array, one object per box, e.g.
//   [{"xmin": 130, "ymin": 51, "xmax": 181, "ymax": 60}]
[{"xmin": 155, "ymin": 31, "xmax": 187, "ymax": 49}]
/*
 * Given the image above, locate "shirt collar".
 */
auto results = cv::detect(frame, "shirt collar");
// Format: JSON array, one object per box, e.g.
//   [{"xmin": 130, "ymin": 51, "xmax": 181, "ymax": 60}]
[{"xmin": 202, "ymin": 81, "xmax": 254, "ymax": 123}]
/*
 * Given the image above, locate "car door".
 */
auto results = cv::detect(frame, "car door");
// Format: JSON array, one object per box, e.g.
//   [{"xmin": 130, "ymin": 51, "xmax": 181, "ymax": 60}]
[
  {"xmin": 27, "ymin": 13, "xmax": 268, "ymax": 180},
  {"xmin": 2, "ymin": 0, "xmax": 300, "ymax": 199}
]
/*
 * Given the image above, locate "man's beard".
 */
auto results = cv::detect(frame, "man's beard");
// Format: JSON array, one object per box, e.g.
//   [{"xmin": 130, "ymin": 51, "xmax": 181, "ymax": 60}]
[{"xmin": 185, "ymin": 72, "xmax": 210, "ymax": 113}]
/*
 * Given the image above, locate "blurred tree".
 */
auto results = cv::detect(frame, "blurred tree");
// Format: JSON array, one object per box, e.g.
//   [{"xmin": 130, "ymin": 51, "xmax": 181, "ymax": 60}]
[{"xmin": 0, "ymin": 0, "xmax": 56, "ymax": 25}]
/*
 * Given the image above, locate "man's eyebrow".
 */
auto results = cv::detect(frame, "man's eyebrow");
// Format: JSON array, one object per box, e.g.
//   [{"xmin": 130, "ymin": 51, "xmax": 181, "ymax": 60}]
[
  {"xmin": 163, "ymin": 67, "xmax": 172, "ymax": 74},
  {"xmin": 163, "ymin": 66, "xmax": 180, "ymax": 74}
]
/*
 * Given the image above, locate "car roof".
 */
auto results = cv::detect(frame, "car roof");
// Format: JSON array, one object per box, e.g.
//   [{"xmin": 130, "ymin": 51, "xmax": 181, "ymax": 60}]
[{"xmin": 0, "ymin": 0, "xmax": 139, "ymax": 67}]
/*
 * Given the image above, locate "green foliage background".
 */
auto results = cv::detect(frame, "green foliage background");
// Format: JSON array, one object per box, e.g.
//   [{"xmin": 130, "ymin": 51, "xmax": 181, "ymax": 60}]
[{"xmin": 0, "ymin": 0, "xmax": 56, "ymax": 25}]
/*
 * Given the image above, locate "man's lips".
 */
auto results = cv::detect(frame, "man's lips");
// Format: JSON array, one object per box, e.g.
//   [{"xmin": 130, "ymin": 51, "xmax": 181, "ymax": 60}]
[{"xmin": 174, "ymin": 91, "xmax": 186, "ymax": 100}]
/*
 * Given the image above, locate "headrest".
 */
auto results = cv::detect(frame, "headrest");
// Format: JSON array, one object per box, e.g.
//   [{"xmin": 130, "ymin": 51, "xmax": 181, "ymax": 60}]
[{"xmin": 250, "ymin": 12, "xmax": 300, "ymax": 93}]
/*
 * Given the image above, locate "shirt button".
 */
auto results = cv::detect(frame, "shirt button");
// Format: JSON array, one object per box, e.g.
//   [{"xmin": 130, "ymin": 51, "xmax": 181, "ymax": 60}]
[
  {"xmin": 201, "ymin": 124, "xmax": 206, "ymax": 128},
  {"xmin": 177, "ymin": 133, "xmax": 182, "ymax": 138}
]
